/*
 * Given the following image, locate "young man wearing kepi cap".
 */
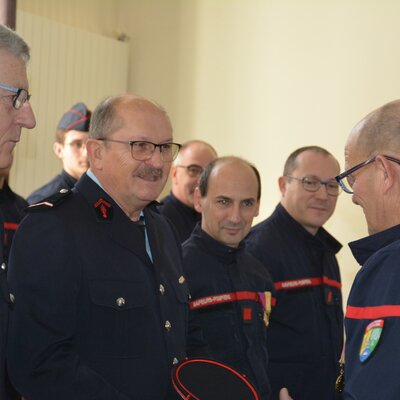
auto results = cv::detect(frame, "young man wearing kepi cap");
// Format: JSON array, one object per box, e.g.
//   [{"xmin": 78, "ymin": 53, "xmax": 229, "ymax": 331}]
[{"xmin": 27, "ymin": 102, "xmax": 91, "ymax": 204}]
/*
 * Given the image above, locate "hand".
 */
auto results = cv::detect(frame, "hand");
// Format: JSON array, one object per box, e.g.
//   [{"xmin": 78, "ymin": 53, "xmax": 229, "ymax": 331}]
[{"xmin": 279, "ymin": 387, "xmax": 294, "ymax": 400}]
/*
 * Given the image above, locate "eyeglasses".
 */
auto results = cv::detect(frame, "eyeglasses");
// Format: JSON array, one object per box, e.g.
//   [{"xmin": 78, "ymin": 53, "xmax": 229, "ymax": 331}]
[
  {"xmin": 335, "ymin": 154, "xmax": 400, "ymax": 194},
  {"xmin": 285, "ymin": 175, "xmax": 341, "ymax": 196},
  {"xmin": 65, "ymin": 139, "xmax": 87, "ymax": 151},
  {"xmin": 98, "ymin": 138, "xmax": 181, "ymax": 162},
  {"xmin": 176, "ymin": 164, "xmax": 203, "ymax": 178},
  {"xmin": 0, "ymin": 83, "xmax": 31, "ymax": 110}
]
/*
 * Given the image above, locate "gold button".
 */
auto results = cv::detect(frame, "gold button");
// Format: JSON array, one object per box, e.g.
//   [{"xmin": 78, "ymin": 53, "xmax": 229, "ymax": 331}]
[
  {"xmin": 165, "ymin": 320, "xmax": 172, "ymax": 331},
  {"xmin": 116, "ymin": 297, "xmax": 125, "ymax": 307},
  {"xmin": 159, "ymin": 284, "xmax": 165, "ymax": 295}
]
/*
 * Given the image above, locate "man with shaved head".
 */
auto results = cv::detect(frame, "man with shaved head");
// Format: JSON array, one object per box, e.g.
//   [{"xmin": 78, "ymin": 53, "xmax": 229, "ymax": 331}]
[
  {"xmin": 159, "ymin": 140, "xmax": 217, "ymax": 242},
  {"xmin": 8, "ymin": 94, "xmax": 188, "ymax": 399},
  {"xmin": 335, "ymin": 99, "xmax": 400, "ymax": 398}
]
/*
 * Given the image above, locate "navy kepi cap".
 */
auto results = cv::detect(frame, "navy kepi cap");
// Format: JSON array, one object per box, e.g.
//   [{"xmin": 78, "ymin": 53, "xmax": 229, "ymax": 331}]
[{"xmin": 57, "ymin": 102, "xmax": 91, "ymax": 131}]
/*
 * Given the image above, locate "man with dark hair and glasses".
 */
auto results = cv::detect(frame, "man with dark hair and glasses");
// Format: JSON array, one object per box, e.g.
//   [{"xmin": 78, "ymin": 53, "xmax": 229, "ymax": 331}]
[
  {"xmin": 159, "ymin": 140, "xmax": 217, "ymax": 242},
  {"xmin": 0, "ymin": 24, "xmax": 36, "ymax": 400},
  {"xmin": 246, "ymin": 146, "xmax": 343, "ymax": 400},
  {"xmin": 336, "ymin": 99, "xmax": 400, "ymax": 399},
  {"xmin": 27, "ymin": 102, "xmax": 91, "ymax": 204},
  {"xmin": 7, "ymin": 94, "xmax": 190, "ymax": 399}
]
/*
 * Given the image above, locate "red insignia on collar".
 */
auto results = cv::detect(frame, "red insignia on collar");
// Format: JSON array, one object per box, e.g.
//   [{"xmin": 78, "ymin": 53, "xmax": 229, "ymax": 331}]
[{"xmin": 93, "ymin": 198, "xmax": 113, "ymax": 220}]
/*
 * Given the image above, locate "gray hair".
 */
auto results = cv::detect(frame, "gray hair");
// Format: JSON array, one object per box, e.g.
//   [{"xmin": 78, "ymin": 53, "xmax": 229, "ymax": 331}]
[{"xmin": 0, "ymin": 24, "xmax": 30, "ymax": 63}]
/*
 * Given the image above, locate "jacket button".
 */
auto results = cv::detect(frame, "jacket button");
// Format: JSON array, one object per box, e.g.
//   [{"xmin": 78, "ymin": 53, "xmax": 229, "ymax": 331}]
[
  {"xmin": 116, "ymin": 297, "xmax": 125, "ymax": 307},
  {"xmin": 1, "ymin": 263, "xmax": 6, "ymax": 270},
  {"xmin": 165, "ymin": 320, "xmax": 172, "ymax": 331},
  {"xmin": 159, "ymin": 284, "xmax": 165, "ymax": 295},
  {"xmin": 172, "ymin": 357, "xmax": 179, "ymax": 365},
  {"xmin": 9, "ymin": 293, "xmax": 15, "ymax": 303}
]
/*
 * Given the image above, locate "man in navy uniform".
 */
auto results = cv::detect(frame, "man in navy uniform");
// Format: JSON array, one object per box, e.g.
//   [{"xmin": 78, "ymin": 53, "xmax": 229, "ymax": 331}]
[
  {"xmin": 246, "ymin": 146, "xmax": 343, "ymax": 400},
  {"xmin": 159, "ymin": 140, "xmax": 217, "ymax": 242},
  {"xmin": 0, "ymin": 24, "xmax": 36, "ymax": 399},
  {"xmin": 27, "ymin": 102, "xmax": 91, "ymax": 204},
  {"xmin": 336, "ymin": 99, "xmax": 400, "ymax": 399},
  {"xmin": 7, "ymin": 94, "xmax": 189, "ymax": 400},
  {"xmin": 183, "ymin": 156, "xmax": 276, "ymax": 399}
]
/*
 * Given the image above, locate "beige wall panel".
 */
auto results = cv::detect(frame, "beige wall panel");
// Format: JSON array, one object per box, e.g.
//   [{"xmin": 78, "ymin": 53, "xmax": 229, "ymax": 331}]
[
  {"xmin": 18, "ymin": 0, "xmax": 119, "ymax": 37},
  {"xmin": 10, "ymin": 11, "xmax": 129, "ymax": 198}
]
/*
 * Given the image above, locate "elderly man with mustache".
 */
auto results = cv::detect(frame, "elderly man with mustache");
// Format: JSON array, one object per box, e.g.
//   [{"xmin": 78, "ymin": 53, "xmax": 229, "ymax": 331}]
[{"xmin": 7, "ymin": 94, "xmax": 189, "ymax": 400}]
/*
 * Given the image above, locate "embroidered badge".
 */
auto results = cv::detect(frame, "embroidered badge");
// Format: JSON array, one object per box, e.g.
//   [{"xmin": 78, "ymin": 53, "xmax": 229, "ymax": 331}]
[
  {"xmin": 258, "ymin": 291, "xmax": 272, "ymax": 327},
  {"xmin": 93, "ymin": 198, "xmax": 113, "ymax": 221},
  {"xmin": 359, "ymin": 319, "xmax": 384, "ymax": 363}
]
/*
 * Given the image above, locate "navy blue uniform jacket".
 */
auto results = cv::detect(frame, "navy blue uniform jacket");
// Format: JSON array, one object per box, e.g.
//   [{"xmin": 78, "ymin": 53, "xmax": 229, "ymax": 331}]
[
  {"xmin": 7, "ymin": 173, "xmax": 189, "ymax": 400},
  {"xmin": 183, "ymin": 225, "xmax": 275, "ymax": 399},
  {"xmin": 159, "ymin": 193, "xmax": 200, "ymax": 243},
  {"xmin": 246, "ymin": 204, "xmax": 343, "ymax": 400},
  {"xmin": 27, "ymin": 169, "xmax": 77, "ymax": 205},
  {"xmin": 344, "ymin": 224, "xmax": 400, "ymax": 399}
]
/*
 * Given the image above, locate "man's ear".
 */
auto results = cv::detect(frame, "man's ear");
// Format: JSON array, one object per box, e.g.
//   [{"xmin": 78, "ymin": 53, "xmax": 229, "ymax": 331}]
[
  {"xmin": 278, "ymin": 176, "xmax": 287, "ymax": 196},
  {"xmin": 53, "ymin": 142, "xmax": 63, "ymax": 159},
  {"xmin": 170, "ymin": 165, "xmax": 178, "ymax": 182},
  {"xmin": 86, "ymin": 139, "xmax": 104, "ymax": 170},
  {"xmin": 376, "ymin": 155, "xmax": 396, "ymax": 193},
  {"xmin": 193, "ymin": 187, "xmax": 203, "ymax": 213}
]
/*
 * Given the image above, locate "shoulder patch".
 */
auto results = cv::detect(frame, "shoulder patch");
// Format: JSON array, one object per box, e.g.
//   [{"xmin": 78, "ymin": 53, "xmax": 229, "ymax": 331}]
[{"xmin": 27, "ymin": 188, "xmax": 72, "ymax": 212}]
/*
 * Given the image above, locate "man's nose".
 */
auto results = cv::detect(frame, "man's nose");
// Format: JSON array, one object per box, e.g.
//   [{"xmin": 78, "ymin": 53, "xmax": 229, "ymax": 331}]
[{"xmin": 17, "ymin": 101, "xmax": 36, "ymax": 129}]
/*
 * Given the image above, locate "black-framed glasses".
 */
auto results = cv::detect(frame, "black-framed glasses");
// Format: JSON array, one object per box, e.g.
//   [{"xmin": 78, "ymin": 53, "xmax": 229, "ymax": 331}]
[
  {"xmin": 0, "ymin": 83, "xmax": 31, "ymax": 110},
  {"xmin": 98, "ymin": 138, "xmax": 181, "ymax": 162},
  {"xmin": 176, "ymin": 164, "xmax": 203, "ymax": 178},
  {"xmin": 335, "ymin": 154, "xmax": 400, "ymax": 194},
  {"xmin": 286, "ymin": 175, "xmax": 341, "ymax": 196}
]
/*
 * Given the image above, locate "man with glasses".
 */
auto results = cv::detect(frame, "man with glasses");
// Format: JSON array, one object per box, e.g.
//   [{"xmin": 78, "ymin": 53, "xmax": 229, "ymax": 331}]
[
  {"xmin": 159, "ymin": 140, "xmax": 217, "ymax": 242},
  {"xmin": 0, "ymin": 24, "xmax": 36, "ymax": 400},
  {"xmin": 246, "ymin": 146, "xmax": 343, "ymax": 400},
  {"xmin": 27, "ymin": 102, "xmax": 91, "ymax": 204},
  {"xmin": 7, "ymin": 94, "xmax": 189, "ymax": 399},
  {"xmin": 336, "ymin": 99, "xmax": 400, "ymax": 399}
]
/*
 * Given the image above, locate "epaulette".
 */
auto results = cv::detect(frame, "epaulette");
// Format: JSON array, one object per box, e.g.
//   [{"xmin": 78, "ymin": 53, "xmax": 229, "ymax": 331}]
[{"xmin": 27, "ymin": 188, "xmax": 72, "ymax": 212}]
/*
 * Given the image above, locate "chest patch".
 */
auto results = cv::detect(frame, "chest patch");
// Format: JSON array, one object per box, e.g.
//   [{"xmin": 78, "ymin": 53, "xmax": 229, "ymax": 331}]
[{"xmin": 359, "ymin": 319, "xmax": 384, "ymax": 363}]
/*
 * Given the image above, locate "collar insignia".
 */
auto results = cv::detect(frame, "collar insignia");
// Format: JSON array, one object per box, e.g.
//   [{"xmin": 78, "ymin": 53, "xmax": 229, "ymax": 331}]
[{"xmin": 93, "ymin": 198, "xmax": 113, "ymax": 221}]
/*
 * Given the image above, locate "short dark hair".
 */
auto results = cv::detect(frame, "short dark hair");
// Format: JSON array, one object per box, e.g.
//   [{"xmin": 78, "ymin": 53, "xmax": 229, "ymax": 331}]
[
  {"xmin": 283, "ymin": 146, "xmax": 338, "ymax": 176},
  {"xmin": 198, "ymin": 156, "xmax": 262, "ymax": 200}
]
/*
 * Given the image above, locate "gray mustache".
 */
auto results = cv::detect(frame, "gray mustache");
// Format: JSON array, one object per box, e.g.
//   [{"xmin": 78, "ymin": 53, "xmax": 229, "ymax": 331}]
[{"xmin": 136, "ymin": 167, "xmax": 163, "ymax": 179}]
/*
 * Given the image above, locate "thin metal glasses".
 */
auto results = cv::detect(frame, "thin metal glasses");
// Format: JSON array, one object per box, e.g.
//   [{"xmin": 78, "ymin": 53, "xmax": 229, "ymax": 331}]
[
  {"xmin": 176, "ymin": 164, "xmax": 203, "ymax": 178},
  {"xmin": 98, "ymin": 138, "xmax": 181, "ymax": 162},
  {"xmin": 335, "ymin": 155, "xmax": 400, "ymax": 194},
  {"xmin": 286, "ymin": 175, "xmax": 341, "ymax": 196},
  {"xmin": 0, "ymin": 83, "xmax": 31, "ymax": 110}
]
